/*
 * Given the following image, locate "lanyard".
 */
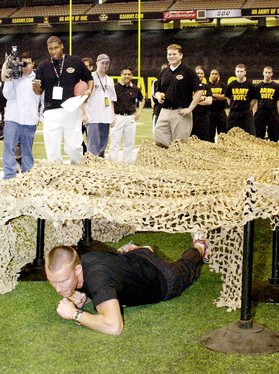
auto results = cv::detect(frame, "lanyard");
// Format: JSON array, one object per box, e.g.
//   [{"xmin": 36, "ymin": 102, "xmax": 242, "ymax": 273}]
[
  {"xmin": 51, "ymin": 54, "xmax": 65, "ymax": 87},
  {"xmin": 96, "ymin": 72, "xmax": 107, "ymax": 94}
]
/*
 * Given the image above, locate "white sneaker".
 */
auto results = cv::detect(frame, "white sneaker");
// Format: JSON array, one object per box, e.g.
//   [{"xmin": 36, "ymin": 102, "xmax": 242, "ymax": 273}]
[{"xmin": 191, "ymin": 232, "xmax": 209, "ymax": 263}]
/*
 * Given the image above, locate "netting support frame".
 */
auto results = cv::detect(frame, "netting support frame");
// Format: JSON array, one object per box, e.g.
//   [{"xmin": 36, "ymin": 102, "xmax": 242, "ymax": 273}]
[
  {"xmin": 200, "ymin": 220, "xmax": 279, "ymax": 354},
  {"xmin": 19, "ymin": 218, "xmax": 46, "ymax": 281}
]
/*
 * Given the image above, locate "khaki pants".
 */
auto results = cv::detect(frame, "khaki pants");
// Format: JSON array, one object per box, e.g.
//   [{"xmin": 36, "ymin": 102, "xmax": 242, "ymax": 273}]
[{"xmin": 153, "ymin": 108, "xmax": 193, "ymax": 147}]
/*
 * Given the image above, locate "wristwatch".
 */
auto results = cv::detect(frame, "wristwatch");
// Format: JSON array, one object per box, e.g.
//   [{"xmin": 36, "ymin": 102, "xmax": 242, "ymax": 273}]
[{"xmin": 72, "ymin": 309, "xmax": 84, "ymax": 325}]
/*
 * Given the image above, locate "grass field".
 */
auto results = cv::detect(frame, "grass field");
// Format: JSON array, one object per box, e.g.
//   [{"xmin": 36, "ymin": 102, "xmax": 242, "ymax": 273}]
[
  {"xmin": 0, "ymin": 108, "xmax": 154, "ymax": 171},
  {"xmin": 0, "ymin": 109, "xmax": 279, "ymax": 373}
]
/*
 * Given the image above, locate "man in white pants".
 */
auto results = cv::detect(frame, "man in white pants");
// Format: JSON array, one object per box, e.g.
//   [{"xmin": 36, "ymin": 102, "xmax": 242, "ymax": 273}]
[
  {"xmin": 108, "ymin": 67, "xmax": 145, "ymax": 164},
  {"xmin": 32, "ymin": 35, "xmax": 93, "ymax": 163}
]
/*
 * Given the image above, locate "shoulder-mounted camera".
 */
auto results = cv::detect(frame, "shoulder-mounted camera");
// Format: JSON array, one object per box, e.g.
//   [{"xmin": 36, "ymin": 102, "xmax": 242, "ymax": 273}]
[{"xmin": 1, "ymin": 46, "xmax": 27, "ymax": 81}]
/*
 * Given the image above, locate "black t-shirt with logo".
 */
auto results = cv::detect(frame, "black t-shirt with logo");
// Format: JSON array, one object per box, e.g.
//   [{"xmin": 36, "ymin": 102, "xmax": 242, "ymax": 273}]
[
  {"xmin": 79, "ymin": 251, "xmax": 162, "ymax": 308},
  {"xmin": 255, "ymin": 81, "xmax": 279, "ymax": 110},
  {"xmin": 35, "ymin": 54, "xmax": 92, "ymax": 111},
  {"xmin": 225, "ymin": 80, "xmax": 256, "ymax": 112},
  {"xmin": 157, "ymin": 64, "xmax": 203, "ymax": 109},
  {"xmin": 208, "ymin": 81, "xmax": 227, "ymax": 112}
]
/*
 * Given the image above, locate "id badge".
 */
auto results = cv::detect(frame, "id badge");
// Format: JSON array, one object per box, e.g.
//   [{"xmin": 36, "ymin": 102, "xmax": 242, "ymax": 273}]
[
  {"xmin": 52, "ymin": 86, "xmax": 63, "ymax": 100},
  {"xmin": 105, "ymin": 97, "xmax": 109, "ymax": 107}
]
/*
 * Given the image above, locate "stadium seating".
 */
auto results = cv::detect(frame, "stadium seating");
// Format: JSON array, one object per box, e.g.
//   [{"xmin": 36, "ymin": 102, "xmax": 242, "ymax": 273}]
[
  {"xmin": 244, "ymin": 0, "xmax": 277, "ymax": 7},
  {"xmin": 88, "ymin": 1, "xmax": 172, "ymax": 15},
  {"xmin": 170, "ymin": 1, "xmax": 246, "ymax": 11},
  {"xmin": 10, "ymin": 4, "xmax": 92, "ymax": 17},
  {"xmin": 0, "ymin": 7, "xmax": 17, "ymax": 17},
  {"xmin": 1, "ymin": 1, "xmax": 276, "ymax": 19}
]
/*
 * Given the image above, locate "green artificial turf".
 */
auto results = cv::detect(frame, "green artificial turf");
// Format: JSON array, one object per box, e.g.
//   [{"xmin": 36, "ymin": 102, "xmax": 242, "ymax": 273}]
[
  {"xmin": 1, "ymin": 223, "xmax": 279, "ymax": 374},
  {"xmin": 1, "ymin": 110, "xmax": 279, "ymax": 372},
  {"xmin": 0, "ymin": 108, "xmax": 154, "ymax": 169}
]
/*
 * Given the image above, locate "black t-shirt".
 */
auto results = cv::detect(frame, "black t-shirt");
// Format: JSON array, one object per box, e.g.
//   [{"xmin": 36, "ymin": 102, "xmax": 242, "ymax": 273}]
[
  {"xmin": 255, "ymin": 81, "xmax": 279, "ymax": 110},
  {"xmin": 225, "ymin": 80, "xmax": 256, "ymax": 112},
  {"xmin": 79, "ymin": 251, "xmax": 163, "ymax": 308},
  {"xmin": 35, "ymin": 54, "xmax": 92, "ymax": 111},
  {"xmin": 157, "ymin": 64, "xmax": 203, "ymax": 109},
  {"xmin": 152, "ymin": 80, "xmax": 162, "ymax": 116},
  {"xmin": 114, "ymin": 82, "xmax": 144, "ymax": 115},
  {"xmin": 208, "ymin": 81, "xmax": 227, "ymax": 111},
  {"xmin": 193, "ymin": 82, "xmax": 212, "ymax": 115}
]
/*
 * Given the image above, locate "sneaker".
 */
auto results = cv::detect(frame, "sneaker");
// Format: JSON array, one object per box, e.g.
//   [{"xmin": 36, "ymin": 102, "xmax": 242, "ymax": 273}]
[
  {"xmin": 191, "ymin": 231, "xmax": 206, "ymax": 242},
  {"xmin": 193, "ymin": 239, "xmax": 209, "ymax": 263}
]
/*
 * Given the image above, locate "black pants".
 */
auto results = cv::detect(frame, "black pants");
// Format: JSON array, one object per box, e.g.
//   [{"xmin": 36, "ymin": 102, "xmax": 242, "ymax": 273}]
[
  {"xmin": 208, "ymin": 110, "xmax": 227, "ymax": 142},
  {"xmin": 227, "ymin": 111, "xmax": 255, "ymax": 135},
  {"xmin": 192, "ymin": 111, "xmax": 210, "ymax": 141},
  {"xmin": 135, "ymin": 248, "xmax": 202, "ymax": 301},
  {"xmin": 254, "ymin": 109, "xmax": 279, "ymax": 142}
]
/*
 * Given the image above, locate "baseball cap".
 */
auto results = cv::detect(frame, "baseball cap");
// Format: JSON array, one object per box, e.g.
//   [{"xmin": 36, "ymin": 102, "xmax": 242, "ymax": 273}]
[{"xmin": 96, "ymin": 54, "xmax": 110, "ymax": 62}]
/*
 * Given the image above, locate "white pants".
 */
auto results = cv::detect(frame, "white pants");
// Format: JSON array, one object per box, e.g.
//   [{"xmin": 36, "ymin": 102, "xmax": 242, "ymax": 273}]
[
  {"xmin": 108, "ymin": 114, "xmax": 136, "ymax": 164},
  {"xmin": 43, "ymin": 107, "xmax": 83, "ymax": 163}
]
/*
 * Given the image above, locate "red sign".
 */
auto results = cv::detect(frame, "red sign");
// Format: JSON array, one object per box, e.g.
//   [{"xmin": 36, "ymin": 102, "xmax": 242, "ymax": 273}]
[{"xmin": 163, "ymin": 10, "xmax": 197, "ymax": 20}]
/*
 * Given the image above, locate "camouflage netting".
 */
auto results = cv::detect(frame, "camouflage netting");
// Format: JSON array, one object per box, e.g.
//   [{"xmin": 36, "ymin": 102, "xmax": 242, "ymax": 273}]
[{"xmin": 1, "ymin": 128, "xmax": 279, "ymax": 311}]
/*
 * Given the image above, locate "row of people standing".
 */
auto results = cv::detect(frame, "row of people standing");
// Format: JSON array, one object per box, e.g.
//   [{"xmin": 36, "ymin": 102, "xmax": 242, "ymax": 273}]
[
  {"xmin": 83, "ymin": 54, "xmax": 145, "ymax": 163},
  {"xmin": 2, "ymin": 39, "xmax": 278, "ymax": 179},
  {"xmin": 1, "ymin": 36, "xmax": 94, "ymax": 180},
  {"xmin": 153, "ymin": 43, "xmax": 279, "ymax": 146},
  {"xmin": 33, "ymin": 37, "xmax": 145, "ymax": 166},
  {"xmin": 1, "ymin": 35, "xmax": 145, "ymax": 179},
  {"xmin": 81, "ymin": 54, "xmax": 145, "ymax": 164},
  {"xmin": 205, "ymin": 63, "xmax": 279, "ymax": 142}
]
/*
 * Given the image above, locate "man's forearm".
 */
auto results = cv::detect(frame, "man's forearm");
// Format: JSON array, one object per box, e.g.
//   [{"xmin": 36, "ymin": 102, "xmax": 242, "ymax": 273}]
[
  {"xmin": 57, "ymin": 297, "xmax": 124, "ymax": 336},
  {"xmin": 86, "ymin": 79, "xmax": 94, "ymax": 93},
  {"xmin": 189, "ymin": 90, "xmax": 203, "ymax": 110},
  {"xmin": 76, "ymin": 307, "xmax": 123, "ymax": 336}
]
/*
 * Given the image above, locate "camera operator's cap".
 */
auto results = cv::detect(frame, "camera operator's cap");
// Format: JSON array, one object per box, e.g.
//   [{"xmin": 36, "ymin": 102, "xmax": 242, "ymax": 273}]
[{"xmin": 96, "ymin": 54, "xmax": 110, "ymax": 63}]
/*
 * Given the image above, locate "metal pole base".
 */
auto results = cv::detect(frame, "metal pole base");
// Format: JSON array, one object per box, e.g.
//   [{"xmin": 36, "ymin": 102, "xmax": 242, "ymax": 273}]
[
  {"xmin": 19, "ymin": 261, "xmax": 46, "ymax": 281},
  {"xmin": 201, "ymin": 321, "xmax": 279, "ymax": 354},
  {"xmin": 252, "ymin": 281, "xmax": 279, "ymax": 303},
  {"xmin": 76, "ymin": 239, "xmax": 115, "ymax": 255}
]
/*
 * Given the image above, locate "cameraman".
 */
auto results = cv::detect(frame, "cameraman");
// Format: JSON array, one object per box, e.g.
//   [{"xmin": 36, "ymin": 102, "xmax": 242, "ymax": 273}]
[{"xmin": 2, "ymin": 51, "xmax": 40, "ymax": 179}]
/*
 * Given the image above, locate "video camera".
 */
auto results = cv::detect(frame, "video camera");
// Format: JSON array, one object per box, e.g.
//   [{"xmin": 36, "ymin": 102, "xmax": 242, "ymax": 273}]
[{"xmin": 3, "ymin": 46, "xmax": 27, "ymax": 80}]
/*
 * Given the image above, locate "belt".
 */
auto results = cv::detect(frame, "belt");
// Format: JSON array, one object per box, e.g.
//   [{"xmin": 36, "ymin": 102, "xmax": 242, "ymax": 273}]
[
  {"xmin": 116, "ymin": 112, "xmax": 134, "ymax": 116},
  {"xmin": 163, "ymin": 106, "xmax": 182, "ymax": 110}
]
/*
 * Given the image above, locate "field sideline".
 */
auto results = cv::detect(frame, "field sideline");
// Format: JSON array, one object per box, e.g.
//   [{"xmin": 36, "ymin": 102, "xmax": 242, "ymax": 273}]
[{"xmin": 0, "ymin": 108, "xmax": 154, "ymax": 172}]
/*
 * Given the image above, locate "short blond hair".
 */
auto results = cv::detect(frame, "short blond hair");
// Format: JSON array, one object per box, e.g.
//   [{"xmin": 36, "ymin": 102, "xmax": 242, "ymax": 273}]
[
  {"xmin": 45, "ymin": 245, "xmax": 80, "ymax": 272},
  {"xmin": 167, "ymin": 44, "xmax": 183, "ymax": 54},
  {"xmin": 263, "ymin": 66, "xmax": 273, "ymax": 72}
]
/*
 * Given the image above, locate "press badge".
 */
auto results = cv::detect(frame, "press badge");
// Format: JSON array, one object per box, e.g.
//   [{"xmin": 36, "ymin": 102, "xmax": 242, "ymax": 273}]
[
  {"xmin": 52, "ymin": 86, "xmax": 63, "ymax": 100},
  {"xmin": 105, "ymin": 97, "xmax": 109, "ymax": 107}
]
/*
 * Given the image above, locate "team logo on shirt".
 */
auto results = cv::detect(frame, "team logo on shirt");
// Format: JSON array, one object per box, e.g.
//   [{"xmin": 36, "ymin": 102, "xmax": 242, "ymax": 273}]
[
  {"xmin": 260, "ymin": 87, "xmax": 275, "ymax": 99},
  {"xmin": 66, "ymin": 67, "xmax": 75, "ymax": 73},
  {"xmin": 176, "ymin": 75, "xmax": 183, "ymax": 80},
  {"xmin": 232, "ymin": 88, "xmax": 248, "ymax": 100},
  {"xmin": 211, "ymin": 88, "xmax": 223, "ymax": 94}
]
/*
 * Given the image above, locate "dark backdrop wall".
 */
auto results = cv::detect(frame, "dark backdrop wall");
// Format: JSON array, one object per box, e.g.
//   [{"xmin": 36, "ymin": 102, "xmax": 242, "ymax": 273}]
[{"xmin": 1, "ymin": 26, "xmax": 279, "ymax": 87}]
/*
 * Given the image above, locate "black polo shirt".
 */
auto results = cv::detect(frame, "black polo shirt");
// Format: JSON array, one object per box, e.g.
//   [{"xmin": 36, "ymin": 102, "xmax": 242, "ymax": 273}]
[
  {"xmin": 157, "ymin": 64, "xmax": 203, "ymax": 109},
  {"xmin": 225, "ymin": 80, "xmax": 257, "ymax": 112},
  {"xmin": 114, "ymin": 82, "xmax": 144, "ymax": 115},
  {"xmin": 35, "ymin": 54, "xmax": 92, "ymax": 111},
  {"xmin": 79, "ymin": 251, "xmax": 162, "ymax": 308}
]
